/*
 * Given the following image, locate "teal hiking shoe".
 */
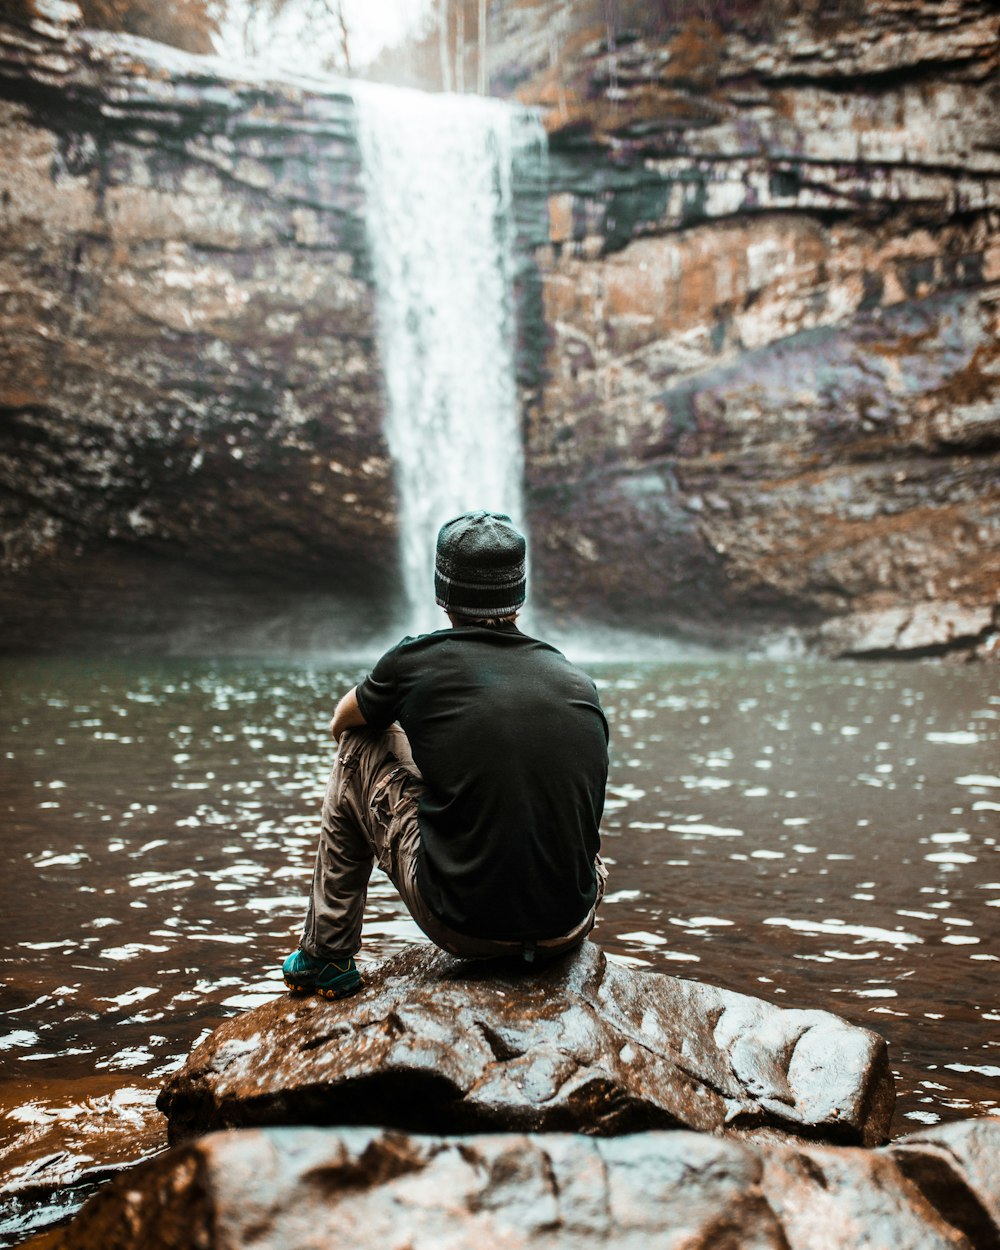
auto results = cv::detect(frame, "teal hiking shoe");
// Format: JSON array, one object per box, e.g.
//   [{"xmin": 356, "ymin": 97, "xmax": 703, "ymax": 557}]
[{"xmin": 282, "ymin": 949, "xmax": 363, "ymax": 1000}]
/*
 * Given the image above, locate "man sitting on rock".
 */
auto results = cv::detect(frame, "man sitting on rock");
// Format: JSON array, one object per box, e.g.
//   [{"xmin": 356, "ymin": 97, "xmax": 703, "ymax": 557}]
[{"xmin": 282, "ymin": 510, "xmax": 610, "ymax": 999}]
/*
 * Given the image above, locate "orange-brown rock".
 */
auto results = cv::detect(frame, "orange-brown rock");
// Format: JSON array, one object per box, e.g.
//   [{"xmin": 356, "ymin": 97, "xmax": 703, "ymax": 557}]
[
  {"xmin": 22, "ymin": 1117, "xmax": 1000, "ymax": 1250},
  {"xmin": 509, "ymin": 0, "xmax": 1000, "ymax": 655},
  {"xmin": 157, "ymin": 941, "xmax": 894, "ymax": 1149}
]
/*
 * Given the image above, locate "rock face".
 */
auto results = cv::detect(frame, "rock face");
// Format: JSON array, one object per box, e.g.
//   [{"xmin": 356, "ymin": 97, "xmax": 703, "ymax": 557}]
[
  {"xmin": 2, "ymin": 0, "xmax": 998, "ymax": 654},
  {"xmin": 0, "ymin": 5, "xmax": 399, "ymax": 645},
  {"xmin": 157, "ymin": 941, "xmax": 894, "ymax": 1148},
  {"xmin": 24, "ymin": 1118, "xmax": 1000, "ymax": 1250},
  {"xmin": 512, "ymin": 0, "xmax": 1000, "ymax": 653}
]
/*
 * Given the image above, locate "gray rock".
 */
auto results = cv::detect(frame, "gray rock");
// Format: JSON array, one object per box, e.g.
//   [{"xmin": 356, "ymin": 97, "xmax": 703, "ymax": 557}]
[
  {"xmin": 8, "ymin": 1127, "xmax": 794, "ymax": 1250},
  {"xmin": 753, "ymin": 1131, "xmax": 994, "ymax": 1250},
  {"xmin": 889, "ymin": 1116, "xmax": 1000, "ymax": 1247},
  {"xmin": 816, "ymin": 602, "xmax": 998, "ymax": 660},
  {"xmin": 25, "ymin": 1117, "xmax": 1000, "ymax": 1250},
  {"xmin": 157, "ymin": 941, "xmax": 894, "ymax": 1147}
]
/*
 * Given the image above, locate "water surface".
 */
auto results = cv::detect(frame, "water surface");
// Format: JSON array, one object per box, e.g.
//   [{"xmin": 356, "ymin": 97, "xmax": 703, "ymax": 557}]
[{"xmin": 1, "ymin": 653, "xmax": 998, "ymax": 1241}]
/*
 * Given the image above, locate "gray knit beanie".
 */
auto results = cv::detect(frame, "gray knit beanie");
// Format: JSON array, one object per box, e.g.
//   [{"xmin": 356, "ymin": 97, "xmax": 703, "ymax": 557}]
[{"xmin": 434, "ymin": 511, "xmax": 527, "ymax": 618}]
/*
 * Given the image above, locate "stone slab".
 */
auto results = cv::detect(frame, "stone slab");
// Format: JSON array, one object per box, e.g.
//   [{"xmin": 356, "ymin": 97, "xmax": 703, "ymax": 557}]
[
  {"xmin": 24, "ymin": 1117, "xmax": 1000, "ymax": 1250},
  {"xmin": 158, "ymin": 941, "xmax": 895, "ymax": 1147}
]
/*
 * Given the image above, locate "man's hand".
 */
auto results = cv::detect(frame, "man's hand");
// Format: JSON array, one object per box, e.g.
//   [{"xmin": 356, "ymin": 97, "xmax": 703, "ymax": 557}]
[{"xmin": 330, "ymin": 686, "xmax": 368, "ymax": 742}]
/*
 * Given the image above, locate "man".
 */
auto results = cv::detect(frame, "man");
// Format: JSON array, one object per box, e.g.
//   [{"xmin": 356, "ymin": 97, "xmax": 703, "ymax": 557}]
[{"xmin": 282, "ymin": 510, "xmax": 609, "ymax": 999}]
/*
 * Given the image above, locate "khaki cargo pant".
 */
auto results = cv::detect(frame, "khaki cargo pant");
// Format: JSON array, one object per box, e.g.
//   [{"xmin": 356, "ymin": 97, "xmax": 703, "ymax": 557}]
[{"xmin": 300, "ymin": 725, "xmax": 605, "ymax": 962}]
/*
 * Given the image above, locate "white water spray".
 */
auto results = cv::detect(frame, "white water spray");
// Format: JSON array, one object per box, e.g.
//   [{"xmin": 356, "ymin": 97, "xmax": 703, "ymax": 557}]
[{"xmin": 353, "ymin": 82, "xmax": 542, "ymax": 635}]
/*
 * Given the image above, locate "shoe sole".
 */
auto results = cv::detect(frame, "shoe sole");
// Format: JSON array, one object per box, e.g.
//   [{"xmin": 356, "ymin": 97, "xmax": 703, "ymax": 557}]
[
  {"xmin": 316, "ymin": 979, "xmax": 363, "ymax": 1000},
  {"xmin": 283, "ymin": 978, "xmax": 313, "ymax": 995},
  {"xmin": 284, "ymin": 975, "xmax": 363, "ymax": 1000}
]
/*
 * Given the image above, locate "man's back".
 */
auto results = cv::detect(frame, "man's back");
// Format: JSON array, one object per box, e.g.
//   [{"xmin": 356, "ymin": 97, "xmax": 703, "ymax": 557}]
[{"xmin": 356, "ymin": 622, "xmax": 609, "ymax": 941}]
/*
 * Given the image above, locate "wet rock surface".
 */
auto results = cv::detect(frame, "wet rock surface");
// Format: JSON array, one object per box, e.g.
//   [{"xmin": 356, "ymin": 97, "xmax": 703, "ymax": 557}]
[
  {"xmin": 0, "ymin": 5, "xmax": 397, "ymax": 642},
  {"xmin": 2, "ymin": 1, "xmax": 998, "ymax": 653},
  {"xmin": 24, "ymin": 1117, "xmax": 1000, "ymax": 1250},
  {"xmin": 889, "ymin": 1116, "xmax": 1000, "ymax": 1243},
  {"xmin": 157, "ymin": 941, "xmax": 894, "ymax": 1148},
  {"xmin": 750, "ymin": 1118, "xmax": 1000, "ymax": 1250},
  {"xmin": 510, "ymin": 0, "xmax": 1000, "ymax": 653}
]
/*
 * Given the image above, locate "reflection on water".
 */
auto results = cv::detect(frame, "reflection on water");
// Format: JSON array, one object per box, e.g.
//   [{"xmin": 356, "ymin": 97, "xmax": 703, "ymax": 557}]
[{"xmin": 1, "ymin": 654, "xmax": 998, "ymax": 1239}]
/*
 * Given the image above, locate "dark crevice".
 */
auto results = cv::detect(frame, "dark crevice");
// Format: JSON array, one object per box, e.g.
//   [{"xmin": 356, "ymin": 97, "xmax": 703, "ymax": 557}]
[
  {"xmin": 893, "ymin": 1148, "xmax": 1000, "ymax": 1250},
  {"xmin": 300, "ymin": 1134, "xmax": 426, "ymax": 1197},
  {"xmin": 673, "ymin": 1060, "xmax": 735, "ymax": 1104},
  {"xmin": 165, "ymin": 1072, "xmax": 468, "ymax": 1144},
  {"xmin": 300, "ymin": 1023, "xmax": 354, "ymax": 1052},
  {"xmin": 565, "ymin": 140, "xmax": 1000, "ymax": 185},
  {"xmin": 756, "ymin": 52, "xmax": 996, "ymax": 93},
  {"xmin": 586, "ymin": 201, "xmax": 919, "ymax": 254},
  {"xmin": 927, "ymin": 433, "xmax": 1000, "ymax": 458},
  {"xmin": 476, "ymin": 1020, "xmax": 527, "ymax": 1064},
  {"xmin": 738, "ymin": 1111, "xmax": 876, "ymax": 1147},
  {"xmin": 838, "ymin": 430, "xmax": 1000, "ymax": 466}
]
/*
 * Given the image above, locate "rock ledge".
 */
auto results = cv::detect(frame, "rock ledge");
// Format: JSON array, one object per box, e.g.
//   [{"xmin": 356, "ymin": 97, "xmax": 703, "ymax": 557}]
[
  {"xmin": 26, "ymin": 1119, "xmax": 1000, "ymax": 1250},
  {"xmin": 158, "ymin": 941, "xmax": 894, "ymax": 1148}
]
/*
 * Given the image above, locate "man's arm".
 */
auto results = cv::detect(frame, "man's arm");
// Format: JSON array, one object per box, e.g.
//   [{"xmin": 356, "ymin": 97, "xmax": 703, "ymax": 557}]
[{"xmin": 330, "ymin": 685, "xmax": 368, "ymax": 742}]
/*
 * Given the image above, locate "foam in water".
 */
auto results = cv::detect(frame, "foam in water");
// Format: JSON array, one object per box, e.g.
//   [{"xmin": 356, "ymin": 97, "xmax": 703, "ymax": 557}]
[{"xmin": 352, "ymin": 82, "xmax": 541, "ymax": 635}]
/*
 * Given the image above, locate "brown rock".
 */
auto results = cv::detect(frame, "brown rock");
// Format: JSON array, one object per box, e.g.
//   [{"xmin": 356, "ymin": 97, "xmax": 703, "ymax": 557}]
[
  {"xmin": 23, "ymin": 1117, "xmax": 1000, "ymax": 1250},
  {"xmin": 157, "ymin": 941, "xmax": 894, "ymax": 1148},
  {"xmin": 21, "ymin": 1127, "xmax": 788, "ymax": 1250},
  {"xmin": 514, "ymin": 0, "xmax": 1000, "ymax": 649},
  {"xmin": 0, "ymin": 9, "xmax": 398, "ymax": 640}
]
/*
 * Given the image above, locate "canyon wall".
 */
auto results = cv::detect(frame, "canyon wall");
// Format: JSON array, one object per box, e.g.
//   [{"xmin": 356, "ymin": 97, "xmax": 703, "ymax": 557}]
[
  {"xmin": 506, "ymin": 0, "xmax": 1000, "ymax": 654},
  {"xmin": 1, "ymin": 0, "xmax": 997, "ymax": 654},
  {"xmin": 0, "ymin": 2, "xmax": 396, "ymax": 648}
]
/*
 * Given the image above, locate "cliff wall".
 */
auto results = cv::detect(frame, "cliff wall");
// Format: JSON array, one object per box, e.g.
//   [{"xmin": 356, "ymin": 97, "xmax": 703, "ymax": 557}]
[
  {"xmin": 509, "ymin": 0, "xmax": 1000, "ymax": 654},
  {"xmin": 0, "ymin": 2, "xmax": 396, "ymax": 647},
  {"xmin": 1, "ymin": 0, "xmax": 997, "ymax": 654}
]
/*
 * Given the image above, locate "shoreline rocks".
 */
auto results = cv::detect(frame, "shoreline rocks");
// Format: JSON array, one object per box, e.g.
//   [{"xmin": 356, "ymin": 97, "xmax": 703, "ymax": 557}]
[
  {"xmin": 17, "ymin": 942, "xmax": 1000, "ymax": 1248},
  {"xmin": 157, "ymin": 941, "xmax": 894, "ymax": 1148},
  {"xmin": 23, "ymin": 1119, "xmax": 1000, "ymax": 1250}
]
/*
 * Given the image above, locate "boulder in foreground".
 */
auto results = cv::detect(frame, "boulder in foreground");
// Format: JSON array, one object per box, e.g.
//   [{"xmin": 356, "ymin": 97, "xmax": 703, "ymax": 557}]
[
  {"xmin": 25, "ymin": 1118, "xmax": 1000, "ymax": 1250},
  {"xmin": 158, "ymin": 941, "xmax": 894, "ymax": 1146}
]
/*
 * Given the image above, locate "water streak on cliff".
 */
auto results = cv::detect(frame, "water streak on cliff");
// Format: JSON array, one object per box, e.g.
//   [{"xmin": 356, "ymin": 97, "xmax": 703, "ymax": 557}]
[{"xmin": 353, "ymin": 82, "xmax": 542, "ymax": 634}]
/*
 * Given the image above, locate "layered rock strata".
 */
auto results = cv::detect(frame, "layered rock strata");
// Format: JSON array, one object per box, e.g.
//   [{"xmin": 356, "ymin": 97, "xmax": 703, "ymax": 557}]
[
  {"xmin": 513, "ymin": 0, "xmax": 1000, "ymax": 653},
  {"xmin": 157, "ymin": 941, "xmax": 894, "ymax": 1148},
  {"xmin": 2, "ymin": 0, "xmax": 998, "ymax": 653},
  {"xmin": 22, "ymin": 1118, "xmax": 1000, "ymax": 1250},
  {"xmin": 0, "ymin": 4, "xmax": 397, "ymax": 645}
]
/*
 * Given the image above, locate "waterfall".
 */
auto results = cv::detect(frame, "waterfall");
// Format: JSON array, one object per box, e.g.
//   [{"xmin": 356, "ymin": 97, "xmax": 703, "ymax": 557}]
[{"xmin": 352, "ymin": 82, "xmax": 543, "ymax": 636}]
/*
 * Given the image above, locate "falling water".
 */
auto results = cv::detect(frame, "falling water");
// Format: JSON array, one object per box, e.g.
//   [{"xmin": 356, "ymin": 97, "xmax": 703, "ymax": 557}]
[{"xmin": 353, "ymin": 82, "xmax": 543, "ymax": 635}]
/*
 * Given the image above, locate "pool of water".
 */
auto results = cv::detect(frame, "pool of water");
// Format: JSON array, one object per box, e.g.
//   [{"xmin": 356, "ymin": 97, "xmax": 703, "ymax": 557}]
[{"xmin": 1, "ymin": 652, "xmax": 998, "ymax": 1242}]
